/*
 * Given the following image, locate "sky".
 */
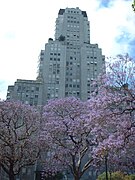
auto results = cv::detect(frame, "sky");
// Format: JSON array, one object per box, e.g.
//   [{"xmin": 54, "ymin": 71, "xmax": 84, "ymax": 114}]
[{"xmin": 0, "ymin": 0, "xmax": 135, "ymax": 100}]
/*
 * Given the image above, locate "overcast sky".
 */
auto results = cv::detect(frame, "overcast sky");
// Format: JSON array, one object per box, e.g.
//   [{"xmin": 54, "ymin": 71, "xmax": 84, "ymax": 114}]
[{"xmin": 0, "ymin": 0, "xmax": 135, "ymax": 100}]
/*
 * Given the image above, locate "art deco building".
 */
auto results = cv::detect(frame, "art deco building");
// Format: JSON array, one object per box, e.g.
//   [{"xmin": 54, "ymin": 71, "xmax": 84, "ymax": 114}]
[{"xmin": 7, "ymin": 7, "xmax": 105, "ymax": 106}]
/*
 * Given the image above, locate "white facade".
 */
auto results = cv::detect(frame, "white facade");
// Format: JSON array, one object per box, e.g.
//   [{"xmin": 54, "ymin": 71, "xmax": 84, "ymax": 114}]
[{"xmin": 38, "ymin": 7, "xmax": 105, "ymax": 103}]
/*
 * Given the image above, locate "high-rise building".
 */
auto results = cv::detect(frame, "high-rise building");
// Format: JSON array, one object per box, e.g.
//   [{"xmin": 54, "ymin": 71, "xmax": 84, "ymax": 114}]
[{"xmin": 7, "ymin": 7, "xmax": 105, "ymax": 106}]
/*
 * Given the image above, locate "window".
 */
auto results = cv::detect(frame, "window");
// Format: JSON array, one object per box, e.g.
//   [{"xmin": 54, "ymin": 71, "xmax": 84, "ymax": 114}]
[
  {"xmin": 35, "ymin": 95, "xmax": 38, "ymax": 98},
  {"xmin": 56, "ymin": 88, "xmax": 59, "ymax": 92},
  {"xmin": 27, "ymin": 168, "xmax": 31, "ymax": 175},
  {"xmin": 65, "ymin": 92, "xmax": 68, "ymax": 96},
  {"xmin": 17, "ymin": 86, "xmax": 21, "ymax": 91}
]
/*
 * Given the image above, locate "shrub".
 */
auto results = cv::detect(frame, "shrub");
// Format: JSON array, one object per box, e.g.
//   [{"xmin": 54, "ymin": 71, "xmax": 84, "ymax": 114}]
[
  {"xmin": 97, "ymin": 171, "xmax": 135, "ymax": 180},
  {"xmin": 97, "ymin": 172, "xmax": 110, "ymax": 180},
  {"xmin": 129, "ymin": 174, "xmax": 135, "ymax": 180}
]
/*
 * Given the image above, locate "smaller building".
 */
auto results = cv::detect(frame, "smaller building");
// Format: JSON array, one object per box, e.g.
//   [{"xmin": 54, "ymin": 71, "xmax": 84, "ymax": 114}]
[{"xmin": 7, "ymin": 79, "xmax": 43, "ymax": 106}]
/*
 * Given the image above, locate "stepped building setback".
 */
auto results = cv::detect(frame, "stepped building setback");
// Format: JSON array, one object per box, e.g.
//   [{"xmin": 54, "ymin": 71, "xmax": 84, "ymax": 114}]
[{"xmin": 7, "ymin": 7, "xmax": 105, "ymax": 105}]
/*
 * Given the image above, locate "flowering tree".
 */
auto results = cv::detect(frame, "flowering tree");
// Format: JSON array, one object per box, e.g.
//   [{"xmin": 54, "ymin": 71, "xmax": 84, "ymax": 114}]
[
  {"xmin": 41, "ymin": 97, "xmax": 104, "ymax": 180},
  {"xmin": 40, "ymin": 54, "xmax": 135, "ymax": 179},
  {"xmin": 0, "ymin": 100, "xmax": 40, "ymax": 180},
  {"xmin": 89, "ymin": 54, "xmax": 135, "ymax": 175}
]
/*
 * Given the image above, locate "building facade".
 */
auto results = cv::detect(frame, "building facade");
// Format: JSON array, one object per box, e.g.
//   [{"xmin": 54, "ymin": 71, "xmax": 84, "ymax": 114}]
[
  {"xmin": 7, "ymin": 7, "xmax": 105, "ymax": 106},
  {"xmin": 7, "ymin": 79, "xmax": 43, "ymax": 106}
]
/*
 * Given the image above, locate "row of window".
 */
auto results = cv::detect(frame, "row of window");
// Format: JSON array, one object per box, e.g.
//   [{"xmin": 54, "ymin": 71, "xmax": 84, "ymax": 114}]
[
  {"xmin": 87, "ymin": 56, "xmax": 97, "ymax": 59},
  {"xmin": 67, "ymin": 41, "xmax": 80, "ymax": 45},
  {"xmin": 67, "ymin": 24, "xmax": 80, "ymax": 28},
  {"xmin": 27, "ymin": 94, "xmax": 38, "ymax": 98},
  {"xmin": 50, "ymin": 44, "xmax": 61, "ymax": 47},
  {"xmin": 65, "ymin": 91, "xmax": 80, "ymax": 96},
  {"xmin": 67, "ymin": 45, "xmax": 80, "ymax": 50},
  {"xmin": 50, "ymin": 53, "xmax": 61, "ymax": 56},
  {"xmin": 50, "ymin": 57, "xmax": 60, "ymax": 61},
  {"xmin": 50, "ymin": 48, "xmax": 61, "ymax": 51},
  {"xmin": 17, "ymin": 86, "xmax": 39, "ymax": 92},
  {"xmin": 67, "ymin": 20, "xmax": 80, "ymax": 23},
  {"xmin": 50, "ymin": 63, "xmax": 60, "ymax": 68},
  {"xmin": 87, "ymin": 61, "xmax": 98, "ymax": 65},
  {"xmin": 47, "ymin": 93, "xmax": 59, "ymax": 99},
  {"xmin": 86, "ymin": 45, "xmax": 98, "ymax": 48},
  {"xmin": 66, "ymin": 72, "xmax": 80, "ymax": 76},
  {"xmin": 17, "ymin": 93, "xmax": 38, "ymax": 98},
  {"xmin": 66, "ymin": 29, "xmax": 80, "ymax": 32},
  {"xmin": 67, "ymin": 10, "xmax": 80, "ymax": 14},
  {"xmin": 66, "ymin": 78, "xmax": 80, "ymax": 82},
  {"xmin": 65, "ymin": 83, "xmax": 94, "ymax": 88},
  {"xmin": 67, "ymin": 34, "xmax": 79, "ymax": 38},
  {"xmin": 65, "ymin": 84, "xmax": 80, "ymax": 88},
  {"xmin": 47, "ymin": 80, "xmax": 59, "ymax": 84}
]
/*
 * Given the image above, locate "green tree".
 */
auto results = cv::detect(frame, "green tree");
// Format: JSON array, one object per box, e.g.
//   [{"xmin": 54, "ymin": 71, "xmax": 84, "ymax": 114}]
[
  {"xmin": 132, "ymin": 0, "xmax": 135, "ymax": 12},
  {"xmin": 97, "ymin": 172, "xmax": 135, "ymax": 180}
]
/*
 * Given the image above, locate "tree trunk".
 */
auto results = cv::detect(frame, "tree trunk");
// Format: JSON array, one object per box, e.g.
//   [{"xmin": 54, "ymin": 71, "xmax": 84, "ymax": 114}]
[
  {"xmin": 9, "ymin": 172, "xmax": 15, "ymax": 180},
  {"xmin": 74, "ymin": 173, "xmax": 81, "ymax": 180},
  {"xmin": 9, "ymin": 164, "xmax": 15, "ymax": 180},
  {"xmin": 74, "ymin": 176, "xmax": 80, "ymax": 180},
  {"xmin": 1, "ymin": 163, "xmax": 15, "ymax": 180},
  {"xmin": 105, "ymin": 155, "xmax": 108, "ymax": 180}
]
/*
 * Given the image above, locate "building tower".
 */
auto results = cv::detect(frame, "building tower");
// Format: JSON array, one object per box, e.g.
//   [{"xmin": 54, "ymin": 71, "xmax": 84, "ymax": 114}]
[{"xmin": 7, "ymin": 7, "xmax": 105, "ymax": 105}]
